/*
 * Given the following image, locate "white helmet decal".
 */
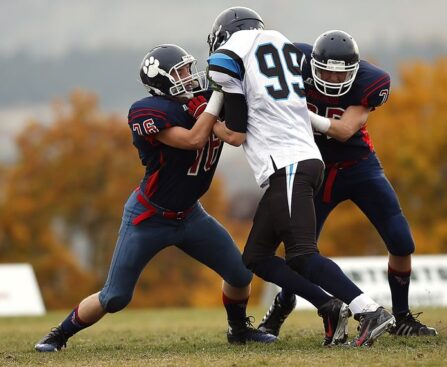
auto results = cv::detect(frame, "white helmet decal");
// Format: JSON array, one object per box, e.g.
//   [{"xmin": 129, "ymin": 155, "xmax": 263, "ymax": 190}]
[{"xmin": 143, "ymin": 56, "xmax": 169, "ymax": 78}]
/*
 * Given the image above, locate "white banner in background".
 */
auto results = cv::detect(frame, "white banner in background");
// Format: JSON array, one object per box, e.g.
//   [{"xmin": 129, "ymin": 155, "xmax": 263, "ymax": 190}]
[
  {"xmin": 0, "ymin": 263, "xmax": 46, "ymax": 316},
  {"xmin": 261, "ymin": 255, "xmax": 447, "ymax": 309}
]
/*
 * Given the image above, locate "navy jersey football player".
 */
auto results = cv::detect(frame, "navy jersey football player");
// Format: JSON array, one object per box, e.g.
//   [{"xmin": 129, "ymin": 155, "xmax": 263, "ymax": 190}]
[
  {"xmin": 34, "ymin": 44, "xmax": 276, "ymax": 352},
  {"xmin": 259, "ymin": 30, "xmax": 437, "ymax": 337},
  {"xmin": 208, "ymin": 8, "xmax": 396, "ymax": 347}
]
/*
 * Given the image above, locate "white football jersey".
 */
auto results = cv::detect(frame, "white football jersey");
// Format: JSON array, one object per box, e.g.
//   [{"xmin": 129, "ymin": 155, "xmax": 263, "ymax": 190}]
[{"xmin": 208, "ymin": 30, "xmax": 322, "ymax": 187}]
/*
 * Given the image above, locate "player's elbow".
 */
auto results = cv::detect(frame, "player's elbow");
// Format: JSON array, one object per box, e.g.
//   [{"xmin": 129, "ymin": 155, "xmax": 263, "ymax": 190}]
[
  {"xmin": 225, "ymin": 133, "xmax": 245, "ymax": 147},
  {"xmin": 336, "ymin": 133, "xmax": 352, "ymax": 143},
  {"xmin": 189, "ymin": 136, "xmax": 209, "ymax": 150}
]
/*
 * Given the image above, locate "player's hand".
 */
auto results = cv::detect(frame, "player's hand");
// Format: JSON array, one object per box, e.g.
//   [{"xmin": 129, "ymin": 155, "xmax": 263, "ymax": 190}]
[{"xmin": 187, "ymin": 95, "xmax": 207, "ymax": 119}]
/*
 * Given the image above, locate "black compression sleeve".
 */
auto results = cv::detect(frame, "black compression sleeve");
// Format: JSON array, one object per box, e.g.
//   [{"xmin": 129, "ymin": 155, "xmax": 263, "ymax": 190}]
[{"xmin": 223, "ymin": 92, "xmax": 248, "ymax": 133}]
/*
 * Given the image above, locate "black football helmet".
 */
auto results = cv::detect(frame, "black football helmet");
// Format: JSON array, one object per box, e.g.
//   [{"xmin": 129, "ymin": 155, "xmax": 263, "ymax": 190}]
[
  {"xmin": 207, "ymin": 7, "xmax": 264, "ymax": 54},
  {"xmin": 139, "ymin": 44, "xmax": 207, "ymax": 98},
  {"xmin": 310, "ymin": 30, "xmax": 360, "ymax": 97}
]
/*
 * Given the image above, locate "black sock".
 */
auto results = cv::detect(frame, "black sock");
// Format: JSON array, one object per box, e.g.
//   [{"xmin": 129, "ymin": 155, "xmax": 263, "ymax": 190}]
[
  {"xmin": 279, "ymin": 290, "xmax": 296, "ymax": 306},
  {"xmin": 223, "ymin": 293, "xmax": 248, "ymax": 325},
  {"xmin": 388, "ymin": 265, "xmax": 410, "ymax": 315},
  {"xmin": 60, "ymin": 306, "xmax": 93, "ymax": 338}
]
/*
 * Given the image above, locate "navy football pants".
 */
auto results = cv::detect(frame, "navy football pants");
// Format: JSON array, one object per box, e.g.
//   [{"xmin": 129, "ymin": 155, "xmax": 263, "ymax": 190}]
[
  {"xmin": 99, "ymin": 191, "xmax": 252, "ymax": 313},
  {"xmin": 316, "ymin": 153, "xmax": 415, "ymax": 256}
]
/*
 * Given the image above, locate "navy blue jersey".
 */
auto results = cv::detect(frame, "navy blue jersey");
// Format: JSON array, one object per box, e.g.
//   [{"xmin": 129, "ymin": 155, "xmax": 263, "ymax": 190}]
[
  {"xmin": 128, "ymin": 95, "xmax": 223, "ymax": 211},
  {"xmin": 295, "ymin": 43, "xmax": 391, "ymax": 163}
]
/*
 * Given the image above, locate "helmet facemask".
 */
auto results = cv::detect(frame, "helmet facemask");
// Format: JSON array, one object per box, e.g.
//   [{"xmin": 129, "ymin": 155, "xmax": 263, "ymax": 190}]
[
  {"xmin": 311, "ymin": 58, "xmax": 359, "ymax": 97},
  {"xmin": 168, "ymin": 55, "xmax": 208, "ymax": 99}
]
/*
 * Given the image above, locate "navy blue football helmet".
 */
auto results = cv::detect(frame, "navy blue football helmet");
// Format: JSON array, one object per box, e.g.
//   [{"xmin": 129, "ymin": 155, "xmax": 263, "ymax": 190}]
[
  {"xmin": 139, "ymin": 44, "xmax": 207, "ymax": 98},
  {"xmin": 311, "ymin": 30, "xmax": 360, "ymax": 97},
  {"xmin": 207, "ymin": 7, "xmax": 264, "ymax": 54}
]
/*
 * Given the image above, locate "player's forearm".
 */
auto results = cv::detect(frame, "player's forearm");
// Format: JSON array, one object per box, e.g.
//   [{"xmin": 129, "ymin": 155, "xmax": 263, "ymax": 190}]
[
  {"xmin": 331, "ymin": 106, "xmax": 369, "ymax": 141},
  {"xmin": 188, "ymin": 112, "xmax": 219, "ymax": 149},
  {"xmin": 213, "ymin": 121, "xmax": 246, "ymax": 146},
  {"xmin": 326, "ymin": 119, "xmax": 360, "ymax": 142},
  {"xmin": 309, "ymin": 106, "xmax": 369, "ymax": 142},
  {"xmin": 155, "ymin": 113, "xmax": 218, "ymax": 150}
]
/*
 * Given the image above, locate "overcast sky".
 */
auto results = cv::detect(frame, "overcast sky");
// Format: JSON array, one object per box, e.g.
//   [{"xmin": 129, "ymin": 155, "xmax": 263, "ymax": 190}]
[
  {"xmin": 1, "ymin": 0, "xmax": 446, "ymax": 190},
  {"xmin": 2, "ymin": 0, "xmax": 447, "ymax": 58}
]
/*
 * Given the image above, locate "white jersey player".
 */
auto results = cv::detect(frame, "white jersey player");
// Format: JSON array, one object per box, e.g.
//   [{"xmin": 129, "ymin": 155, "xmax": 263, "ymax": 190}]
[
  {"xmin": 208, "ymin": 6, "xmax": 395, "ymax": 347},
  {"xmin": 209, "ymin": 29, "xmax": 322, "ymax": 187}
]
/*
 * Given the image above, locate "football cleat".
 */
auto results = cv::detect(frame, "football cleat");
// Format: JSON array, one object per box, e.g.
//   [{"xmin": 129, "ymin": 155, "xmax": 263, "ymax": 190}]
[
  {"xmin": 389, "ymin": 311, "xmax": 438, "ymax": 336},
  {"xmin": 317, "ymin": 298, "xmax": 352, "ymax": 346},
  {"xmin": 34, "ymin": 326, "xmax": 68, "ymax": 352},
  {"xmin": 228, "ymin": 317, "xmax": 277, "ymax": 344},
  {"xmin": 258, "ymin": 292, "xmax": 296, "ymax": 336},
  {"xmin": 353, "ymin": 307, "xmax": 395, "ymax": 347}
]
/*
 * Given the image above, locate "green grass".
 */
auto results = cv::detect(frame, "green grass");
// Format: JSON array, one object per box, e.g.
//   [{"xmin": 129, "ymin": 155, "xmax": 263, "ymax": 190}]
[{"xmin": 0, "ymin": 307, "xmax": 446, "ymax": 366}]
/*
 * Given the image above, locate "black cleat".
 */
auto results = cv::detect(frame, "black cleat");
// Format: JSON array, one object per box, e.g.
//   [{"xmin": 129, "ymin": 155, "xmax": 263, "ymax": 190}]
[
  {"xmin": 353, "ymin": 307, "xmax": 395, "ymax": 347},
  {"xmin": 318, "ymin": 298, "xmax": 352, "ymax": 346},
  {"xmin": 34, "ymin": 326, "xmax": 68, "ymax": 352},
  {"xmin": 228, "ymin": 317, "xmax": 277, "ymax": 344},
  {"xmin": 258, "ymin": 292, "xmax": 296, "ymax": 336},
  {"xmin": 389, "ymin": 311, "xmax": 438, "ymax": 336}
]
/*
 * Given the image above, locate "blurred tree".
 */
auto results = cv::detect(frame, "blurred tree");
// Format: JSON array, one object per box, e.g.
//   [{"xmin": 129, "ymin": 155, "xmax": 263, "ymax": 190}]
[
  {"xmin": 0, "ymin": 90, "xmax": 138, "ymax": 307},
  {"xmin": 318, "ymin": 58, "xmax": 447, "ymax": 256}
]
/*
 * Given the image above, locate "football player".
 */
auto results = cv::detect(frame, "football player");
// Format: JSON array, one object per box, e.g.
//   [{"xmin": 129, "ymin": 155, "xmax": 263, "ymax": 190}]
[
  {"xmin": 34, "ymin": 44, "xmax": 276, "ymax": 352},
  {"xmin": 207, "ymin": 7, "xmax": 395, "ymax": 347},
  {"xmin": 259, "ymin": 30, "xmax": 438, "ymax": 337}
]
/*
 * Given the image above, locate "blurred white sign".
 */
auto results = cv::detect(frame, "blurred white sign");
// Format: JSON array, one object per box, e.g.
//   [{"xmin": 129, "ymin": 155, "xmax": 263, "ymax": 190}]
[
  {"xmin": 261, "ymin": 255, "xmax": 447, "ymax": 309},
  {"xmin": 0, "ymin": 263, "xmax": 46, "ymax": 316}
]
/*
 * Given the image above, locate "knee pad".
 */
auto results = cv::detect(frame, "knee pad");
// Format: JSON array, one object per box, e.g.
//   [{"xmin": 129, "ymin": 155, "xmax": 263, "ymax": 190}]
[
  {"xmin": 383, "ymin": 214, "xmax": 415, "ymax": 256},
  {"xmin": 100, "ymin": 293, "xmax": 132, "ymax": 313}
]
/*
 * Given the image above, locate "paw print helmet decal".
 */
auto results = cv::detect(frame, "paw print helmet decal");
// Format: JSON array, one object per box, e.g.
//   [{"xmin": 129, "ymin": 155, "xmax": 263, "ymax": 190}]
[{"xmin": 139, "ymin": 44, "xmax": 208, "ymax": 99}]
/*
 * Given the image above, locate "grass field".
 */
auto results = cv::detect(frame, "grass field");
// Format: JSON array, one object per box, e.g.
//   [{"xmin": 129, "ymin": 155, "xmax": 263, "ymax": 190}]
[{"xmin": 0, "ymin": 307, "xmax": 446, "ymax": 366}]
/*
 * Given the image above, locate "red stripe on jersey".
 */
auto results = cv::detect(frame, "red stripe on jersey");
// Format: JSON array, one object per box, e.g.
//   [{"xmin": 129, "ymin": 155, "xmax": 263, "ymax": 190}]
[
  {"xmin": 143, "ymin": 170, "xmax": 159, "ymax": 198},
  {"xmin": 128, "ymin": 112, "xmax": 167, "ymax": 124},
  {"xmin": 144, "ymin": 135, "xmax": 159, "ymax": 145},
  {"xmin": 143, "ymin": 152, "xmax": 165, "ymax": 198},
  {"xmin": 363, "ymin": 74, "xmax": 389, "ymax": 93},
  {"xmin": 129, "ymin": 108, "xmax": 167, "ymax": 117},
  {"xmin": 323, "ymin": 166, "xmax": 339, "ymax": 204},
  {"xmin": 364, "ymin": 80, "xmax": 390, "ymax": 98},
  {"xmin": 360, "ymin": 126, "xmax": 374, "ymax": 152},
  {"xmin": 361, "ymin": 80, "xmax": 390, "ymax": 106}
]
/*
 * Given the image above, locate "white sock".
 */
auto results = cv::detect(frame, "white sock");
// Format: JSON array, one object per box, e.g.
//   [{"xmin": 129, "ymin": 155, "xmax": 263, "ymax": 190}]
[{"xmin": 349, "ymin": 293, "xmax": 380, "ymax": 315}]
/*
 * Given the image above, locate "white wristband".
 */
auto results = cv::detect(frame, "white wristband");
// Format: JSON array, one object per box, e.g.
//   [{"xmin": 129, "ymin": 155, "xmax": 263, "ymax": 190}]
[
  {"xmin": 309, "ymin": 111, "xmax": 331, "ymax": 133},
  {"xmin": 204, "ymin": 91, "xmax": 224, "ymax": 117}
]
